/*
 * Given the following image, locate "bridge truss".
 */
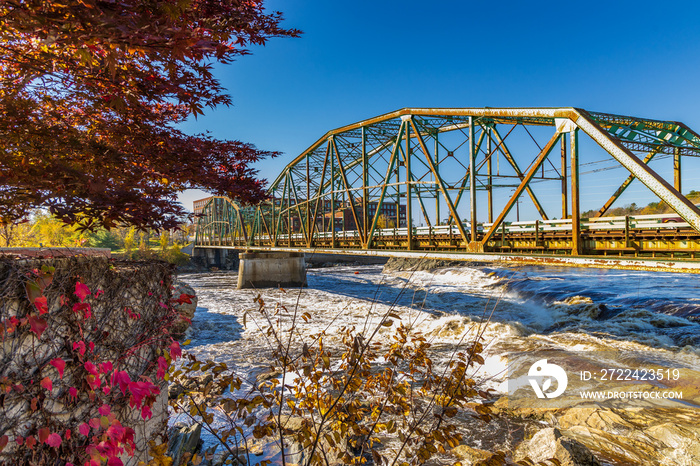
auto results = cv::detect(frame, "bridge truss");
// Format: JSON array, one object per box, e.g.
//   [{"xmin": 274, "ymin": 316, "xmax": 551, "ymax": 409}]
[{"xmin": 195, "ymin": 108, "xmax": 700, "ymax": 266}]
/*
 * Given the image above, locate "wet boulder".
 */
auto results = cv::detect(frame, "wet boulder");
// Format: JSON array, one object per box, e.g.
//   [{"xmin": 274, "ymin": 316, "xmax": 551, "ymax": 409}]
[
  {"xmin": 513, "ymin": 427, "xmax": 601, "ymax": 466},
  {"xmin": 451, "ymin": 444, "xmax": 492, "ymax": 464},
  {"xmin": 167, "ymin": 423, "xmax": 203, "ymax": 466}
]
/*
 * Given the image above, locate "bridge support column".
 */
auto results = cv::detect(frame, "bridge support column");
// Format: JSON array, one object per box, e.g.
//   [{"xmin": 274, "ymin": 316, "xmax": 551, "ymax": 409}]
[
  {"xmin": 192, "ymin": 247, "xmax": 218, "ymax": 267},
  {"xmin": 192, "ymin": 247, "xmax": 235, "ymax": 269},
  {"xmin": 571, "ymin": 127, "xmax": 582, "ymax": 256},
  {"xmin": 237, "ymin": 252, "xmax": 307, "ymax": 289}
]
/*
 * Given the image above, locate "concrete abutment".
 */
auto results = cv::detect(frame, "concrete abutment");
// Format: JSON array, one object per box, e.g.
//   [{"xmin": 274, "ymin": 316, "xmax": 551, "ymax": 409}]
[{"xmin": 237, "ymin": 251, "xmax": 307, "ymax": 289}]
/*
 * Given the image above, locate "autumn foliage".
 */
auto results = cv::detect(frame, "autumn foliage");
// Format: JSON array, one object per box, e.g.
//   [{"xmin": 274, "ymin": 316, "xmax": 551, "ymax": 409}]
[
  {"xmin": 169, "ymin": 289, "xmax": 498, "ymax": 466},
  {"xmin": 0, "ymin": 0, "xmax": 299, "ymax": 230},
  {"xmin": 0, "ymin": 257, "xmax": 183, "ymax": 465}
]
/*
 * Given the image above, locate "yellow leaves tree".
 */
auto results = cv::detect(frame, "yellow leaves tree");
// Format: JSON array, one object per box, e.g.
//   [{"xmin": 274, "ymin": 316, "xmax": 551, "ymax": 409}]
[
  {"xmin": 377, "ymin": 214, "xmax": 396, "ymax": 229},
  {"xmin": 123, "ymin": 227, "xmax": 136, "ymax": 256},
  {"xmin": 159, "ymin": 231, "xmax": 170, "ymax": 252}
]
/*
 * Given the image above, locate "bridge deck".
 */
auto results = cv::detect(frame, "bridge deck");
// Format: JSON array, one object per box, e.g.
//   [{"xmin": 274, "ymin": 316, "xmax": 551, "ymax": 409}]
[{"xmin": 194, "ymin": 245, "xmax": 700, "ymax": 274}]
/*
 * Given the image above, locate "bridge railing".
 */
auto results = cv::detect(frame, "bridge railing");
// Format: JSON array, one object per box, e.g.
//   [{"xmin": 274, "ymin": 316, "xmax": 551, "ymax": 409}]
[{"xmin": 262, "ymin": 213, "xmax": 690, "ymax": 242}]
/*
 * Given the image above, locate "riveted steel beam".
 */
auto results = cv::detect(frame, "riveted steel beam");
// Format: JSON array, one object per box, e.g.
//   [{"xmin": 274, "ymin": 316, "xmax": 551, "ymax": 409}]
[
  {"xmin": 571, "ymin": 128, "xmax": 581, "ymax": 255},
  {"xmin": 574, "ymin": 109, "xmax": 700, "ymax": 232}
]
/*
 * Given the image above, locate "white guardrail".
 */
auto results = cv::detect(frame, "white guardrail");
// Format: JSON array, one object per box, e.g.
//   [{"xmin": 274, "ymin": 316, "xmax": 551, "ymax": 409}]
[{"xmin": 235, "ymin": 213, "xmax": 690, "ymax": 242}]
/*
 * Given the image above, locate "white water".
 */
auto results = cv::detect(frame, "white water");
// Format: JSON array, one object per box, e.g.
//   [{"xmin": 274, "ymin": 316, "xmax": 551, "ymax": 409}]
[{"xmin": 175, "ymin": 264, "xmax": 700, "ymax": 463}]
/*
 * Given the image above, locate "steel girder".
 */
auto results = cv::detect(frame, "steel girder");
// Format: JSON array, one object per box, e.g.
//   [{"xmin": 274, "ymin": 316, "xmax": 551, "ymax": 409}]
[{"xmin": 196, "ymin": 108, "xmax": 700, "ymax": 256}]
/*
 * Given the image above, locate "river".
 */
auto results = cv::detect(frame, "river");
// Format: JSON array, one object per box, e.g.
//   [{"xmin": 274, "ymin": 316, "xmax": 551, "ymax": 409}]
[{"xmin": 176, "ymin": 262, "xmax": 700, "ymax": 465}]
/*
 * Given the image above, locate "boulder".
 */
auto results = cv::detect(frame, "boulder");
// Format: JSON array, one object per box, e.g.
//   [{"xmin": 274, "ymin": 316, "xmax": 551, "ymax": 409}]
[
  {"xmin": 451, "ymin": 444, "xmax": 492, "ymax": 464},
  {"xmin": 276, "ymin": 415, "xmax": 309, "ymax": 433},
  {"xmin": 255, "ymin": 369, "xmax": 282, "ymax": 387},
  {"xmin": 554, "ymin": 407, "xmax": 700, "ymax": 464},
  {"xmin": 513, "ymin": 427, "xmax": 601, "ymax": 466},
  {"xmin": 382, "ymin": 257, "xmax": 466, "ymax": 273},
  {"xmin": 558, "ymin": 408, "xmax": 633, "ymax": 431},
  {"xmin": 199, "ymin": 445, "xmax": 248, "ymax": 466},
  {"xmin": 167, "ymin": 423, "xmax": 202, "ymax": 466}
]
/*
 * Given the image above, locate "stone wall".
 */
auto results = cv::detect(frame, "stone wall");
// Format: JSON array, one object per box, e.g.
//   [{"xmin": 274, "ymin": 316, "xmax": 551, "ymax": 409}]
[{"xmin": 0, "ymin": 252, "xmax": 178, "ymax": 465}]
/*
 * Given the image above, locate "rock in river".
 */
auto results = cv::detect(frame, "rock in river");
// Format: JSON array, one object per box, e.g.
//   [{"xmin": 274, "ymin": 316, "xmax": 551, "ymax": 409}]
[{"xmin": 513, "ymin": 427, "xmax": 601, "ymax": 466}]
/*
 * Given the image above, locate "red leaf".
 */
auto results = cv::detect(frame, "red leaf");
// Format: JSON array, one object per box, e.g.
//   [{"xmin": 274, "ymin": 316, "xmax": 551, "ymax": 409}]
[
  {"xmin": 169, "ymin": 340, "xmax": 181, "ymax": 360},
  {"xmin": 37, "ymin": 428, "xmax": 50, "ymax": 443},
  {"xmin": 40, "ymin": 376, "xmax": 52, "ymax": 391},
  {"xmin": 177, "ymin": 293, "xmax": 194, "ymax": 304},
  {"xmin": 98, "ymin": 404, "xmax": 110, "ymax": 416},
  {"xmin": 111, "ymin": 371, "xmax": 131, "ymax": 395},
  {"xmin": 69, "ymin": 387, "xmax": 78, "ymax": 399},
  {"xmin": 28, "ymin": 315, "xmax": 47, "ymax": 338},
  {"xmin": 50, "ymin": 358, "xmax": 65, "ymax": 378},
  {"xmin": 0, "ymin": 435, "xmax": 7, "ymax": 452},
  {"xmin": 15, "ymin": 436, "xmax": 24, "ymax": 446},
  {"xmin": 86, "ymin": 374, "xmax": 101, "ymax": 391},
  {"xmin": 46, "ymin": 433, "xmax": 61, "ymax": 448},
  {"xmin": 75, "ymin": 282, "xmax": 91, "ymax": 302},
  {"xmin": 156, "ymin": 356, "xmax": 168, "ymax": 379},
  {"xmin": 25, "ymin": 436, "xmax": 36, "ymax": 449},
  {"xmin": 78, "ymin": 423, "xmax": 89, "ymax": 436},
  {"xmin": 72, "ymin": 302, "xmax": 92, "ymax": 318},
  {"xmin": 127, "ymin": 379, "xmax": 159, "ymax": 408},
  {"xmin": 3, "ymin": 316, "xmax": 19, "ymax": 334},
  {"xmin": 73, "ymin": 341, "xmax": 86, "ymax": 356},
  {"xmin": 141, "ymin": 404, "xmax": 152, "ymax": 420},
  {"xmin": 34, "ymin": 296, "xmax": 48, "ymax": 314},
  {"xmin": 84, "ymin": 361, "xmax": 99, "ymax": 376}
]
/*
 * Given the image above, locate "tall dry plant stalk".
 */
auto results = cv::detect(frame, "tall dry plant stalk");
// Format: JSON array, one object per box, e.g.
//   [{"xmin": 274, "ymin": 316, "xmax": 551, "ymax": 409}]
[{"xmin": 167, "ymin": 266, "xmax": 510, "ymax": 466}]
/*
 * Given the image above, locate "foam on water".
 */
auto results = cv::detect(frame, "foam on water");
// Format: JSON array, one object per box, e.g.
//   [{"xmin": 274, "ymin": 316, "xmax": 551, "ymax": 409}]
[{"xmin": 179, "ymin": 264, "xmax": 700, "ymax": 370}]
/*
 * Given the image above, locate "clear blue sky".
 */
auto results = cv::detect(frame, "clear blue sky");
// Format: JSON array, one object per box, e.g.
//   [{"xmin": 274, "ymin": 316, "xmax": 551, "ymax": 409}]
[{"xmin": 179, "ymin": 0, "xmax": 700, "ymax": 219}]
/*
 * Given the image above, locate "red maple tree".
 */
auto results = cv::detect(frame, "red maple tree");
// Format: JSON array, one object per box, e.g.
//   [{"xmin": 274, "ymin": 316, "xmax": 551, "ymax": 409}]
[{"xmin": 0, "ymin": 0, "xmax": 299, "ymax": 230}]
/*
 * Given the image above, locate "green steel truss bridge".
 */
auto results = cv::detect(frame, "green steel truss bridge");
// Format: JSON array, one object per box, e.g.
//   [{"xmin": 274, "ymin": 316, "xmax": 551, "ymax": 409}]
[{"xmin": 195, "ymin": 108, "xmax": 700, "ymax": 273}]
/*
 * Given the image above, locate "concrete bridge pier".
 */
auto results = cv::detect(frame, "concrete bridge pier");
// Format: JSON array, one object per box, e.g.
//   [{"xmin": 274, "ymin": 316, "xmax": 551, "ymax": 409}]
[{"xmin": 237, "ymin": 252, "xmax": 307, "ymax": 289}]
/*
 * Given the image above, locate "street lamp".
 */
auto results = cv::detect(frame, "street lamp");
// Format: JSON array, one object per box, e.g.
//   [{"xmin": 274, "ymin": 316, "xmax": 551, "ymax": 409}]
[{"xmin": 511, "ymin": 189, "xmax": 522, "ymax": 222}]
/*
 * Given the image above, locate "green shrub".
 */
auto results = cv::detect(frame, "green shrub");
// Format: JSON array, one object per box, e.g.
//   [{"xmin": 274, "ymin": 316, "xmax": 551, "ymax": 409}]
[{"xmin": 162, "ymin": 243, "xmax": 190, "ymax": 266}]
